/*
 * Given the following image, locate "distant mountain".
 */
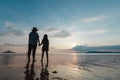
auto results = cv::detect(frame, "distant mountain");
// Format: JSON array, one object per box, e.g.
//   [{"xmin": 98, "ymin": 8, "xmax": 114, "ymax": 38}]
[
  {"xmin": 3, "ymin": 50, "xmax": 16, "ymax": 53},
  {"xmin": 72, "ymin": 45, "xmax": 120, "ymax": 53}
]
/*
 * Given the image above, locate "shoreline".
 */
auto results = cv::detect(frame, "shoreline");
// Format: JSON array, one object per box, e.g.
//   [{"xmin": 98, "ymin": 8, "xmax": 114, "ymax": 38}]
[{"xmin": 0, "ymin": 52, "xmax": 120, "ymax": 55}]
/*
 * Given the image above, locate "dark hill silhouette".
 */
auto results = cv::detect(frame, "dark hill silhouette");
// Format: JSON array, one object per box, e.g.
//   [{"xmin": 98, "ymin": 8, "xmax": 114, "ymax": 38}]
[
  {"xmin": 3, "ymin": 50, "xmax": 16, "ymax": 53},
  {"xmin": 86, "ymin": 51, "xmax": 120, "ymax": 53},
  {"xmin": 72, "ymin": 45, "xmax": 120, "ymax": 52}
]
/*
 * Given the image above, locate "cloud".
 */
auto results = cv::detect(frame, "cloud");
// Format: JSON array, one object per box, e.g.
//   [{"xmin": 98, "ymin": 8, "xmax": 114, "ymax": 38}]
[
  {"xmin": 38, "ymin": 27, "xmax": 72, "ymax": 38},
  {"xmin": 74, "ymin": 29, "xmax": 108, "ymax": 37},
  {"xmin": 50, "ymin": 30, "xmax": 71, "ymax": 38},
  {"xmin": 82, "ymin": 15, "xmax": 107, "ymax": 23},
  {"xmin": 5, "ymin": 21, "xmax": 14, "ymax": 27},
  {"xmin": 41, "ymin": 27, "xmax": 59, "ymax": 32},
  {"xmin": 90, "ymin": 30, "xmax": 107, "ymax": 34},
  {"xmin": 0, "ymin": 21, "xmax": 26, "ymax": 36},
  {"xmin": 81, "ymin": 29, "xmax": 108, "ymax": 35},
  {"xmin": 72, "ymin": 45, "xmax": 120, "ymax": 52},
  {"xmin": 2, "ymin": 43, "xmax": 26, "ymax": 46}
]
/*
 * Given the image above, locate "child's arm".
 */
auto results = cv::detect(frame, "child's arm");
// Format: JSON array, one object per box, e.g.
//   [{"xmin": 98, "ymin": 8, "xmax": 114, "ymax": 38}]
[{"xmin": 39, "ymin": 39, "xmax": 43, "ymax": 46}]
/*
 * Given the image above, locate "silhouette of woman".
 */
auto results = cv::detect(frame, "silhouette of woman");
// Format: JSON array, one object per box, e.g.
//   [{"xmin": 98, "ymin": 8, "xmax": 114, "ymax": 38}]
[
  {"xmin": 28, "ymin": 27, "xmax": 40, "ymax": 62},
  {"xmin": 40, "ymin": 34, "xmax": 49, "ymax": 61}
]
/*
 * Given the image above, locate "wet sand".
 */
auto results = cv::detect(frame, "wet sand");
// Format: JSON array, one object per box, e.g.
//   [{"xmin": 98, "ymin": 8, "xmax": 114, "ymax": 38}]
[{"xmin": 0, "ymin": 53, "xmax": 120, "ymax": 80}]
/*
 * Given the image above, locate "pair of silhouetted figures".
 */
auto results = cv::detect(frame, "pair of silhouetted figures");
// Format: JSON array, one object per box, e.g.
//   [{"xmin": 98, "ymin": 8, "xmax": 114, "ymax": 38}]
[
  {"xmin": 24, "ymin": 60, "xmax": 49, "ymax": 80},
  {"xmin": 25, "ymin": 27, "xmax": 49, "ymax": 80},
  {"xmin": 27, "ymin": 27, "xmax": 49, "ymax": 62}
]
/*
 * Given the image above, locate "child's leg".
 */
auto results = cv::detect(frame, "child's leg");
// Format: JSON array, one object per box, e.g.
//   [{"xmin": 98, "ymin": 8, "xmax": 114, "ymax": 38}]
[
  {"xmin": 46, "ymin": 51, "xmax": 48, "ymax": 61},
  {"xmin": 41, "ymin": 51, "xmax": 44, "ymax": 61}
]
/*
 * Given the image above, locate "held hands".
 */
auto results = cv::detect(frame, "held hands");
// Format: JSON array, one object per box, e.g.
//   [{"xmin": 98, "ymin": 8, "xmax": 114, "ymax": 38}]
[{"xmin": 39, "ymin": 43, "xmax": 41, "ymax": 46}]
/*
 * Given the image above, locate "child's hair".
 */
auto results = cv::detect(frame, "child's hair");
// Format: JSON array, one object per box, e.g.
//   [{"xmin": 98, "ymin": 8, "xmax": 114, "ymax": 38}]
[{"xmin": 43, "ymin": 34, "xmax": 48, "ymax": 40}]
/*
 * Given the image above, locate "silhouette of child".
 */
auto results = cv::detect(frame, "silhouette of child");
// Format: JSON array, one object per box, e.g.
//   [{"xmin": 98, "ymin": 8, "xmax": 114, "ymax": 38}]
[{"xmin": 40, "ymin": 34, "xmax": 49, "ymax": 61}]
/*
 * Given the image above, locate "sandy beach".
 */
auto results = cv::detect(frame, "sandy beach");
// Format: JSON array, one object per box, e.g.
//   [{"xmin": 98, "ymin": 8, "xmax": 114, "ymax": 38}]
[{"xmin": 0, "ymin": 53, "xmax": 120, "ymax": 80}]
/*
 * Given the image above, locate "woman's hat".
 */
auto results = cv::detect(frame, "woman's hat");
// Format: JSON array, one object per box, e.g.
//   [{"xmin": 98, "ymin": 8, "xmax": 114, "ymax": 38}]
[{"xmin": 32, "ymin": 27, "xmax": 38, "ymax": 31}]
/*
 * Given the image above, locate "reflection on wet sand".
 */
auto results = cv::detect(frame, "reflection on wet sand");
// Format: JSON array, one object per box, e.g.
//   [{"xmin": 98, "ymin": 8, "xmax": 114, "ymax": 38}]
[
  {"xmin": 24, "ymin": 61, "xmax": 35, "ymax": 80},
  {"xmin": 40, "ymin": 60, "xmax": 49, "ymax": 80},
  {"xmin": 24, "ymin": 60, "xmax": 49, "ymax": 80},
  {"xmin": 0, "ymin": 54, "xmax": 14, "ymax": 65}
]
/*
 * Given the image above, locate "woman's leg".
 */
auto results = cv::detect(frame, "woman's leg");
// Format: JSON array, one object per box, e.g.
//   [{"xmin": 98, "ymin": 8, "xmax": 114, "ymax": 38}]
[
  {"xmin": 28, "ymin": 45, "xmax": 32, "ymax": 61},
  {"xmin": 33, "ymin": 45, "xmax": 37, "ymax": 61}
]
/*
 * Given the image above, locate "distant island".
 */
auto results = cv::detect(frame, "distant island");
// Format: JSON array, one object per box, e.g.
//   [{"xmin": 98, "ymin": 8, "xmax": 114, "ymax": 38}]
[
  {"xmin": 86, "ymin": 51, "xmax": 120, "ymax": 53},
  {"xmin": 3, "ymin": 50, "xmax": 16, "ymax": 53}
]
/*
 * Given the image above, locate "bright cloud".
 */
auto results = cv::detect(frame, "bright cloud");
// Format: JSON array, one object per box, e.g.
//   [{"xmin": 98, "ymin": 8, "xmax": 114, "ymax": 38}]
[
  {"xmin": 82, "ymin": 15, "xmax": 107, "ymax": 23},
  {"xmin": 91, "ymin": 30, "xmax": 107, "ymax": 34}
]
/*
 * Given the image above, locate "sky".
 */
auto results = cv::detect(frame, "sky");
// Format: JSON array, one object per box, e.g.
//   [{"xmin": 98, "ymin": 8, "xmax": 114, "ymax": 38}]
[{"xmin": 0, "ymin": 0, "xmax": 120, "ymax": 52}]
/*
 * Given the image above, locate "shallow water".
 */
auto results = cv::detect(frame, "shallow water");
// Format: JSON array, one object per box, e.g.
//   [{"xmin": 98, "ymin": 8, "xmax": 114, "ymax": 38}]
[{"xmin": 0, "ymin": 53, "xmax": 120, "ymax": 80}]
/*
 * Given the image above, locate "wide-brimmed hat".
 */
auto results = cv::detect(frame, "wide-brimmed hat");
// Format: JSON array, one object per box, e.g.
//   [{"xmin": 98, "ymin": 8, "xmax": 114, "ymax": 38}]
[{"xmin": 32, "ymin": 27, "xmax": 38, "ymax": 31}]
